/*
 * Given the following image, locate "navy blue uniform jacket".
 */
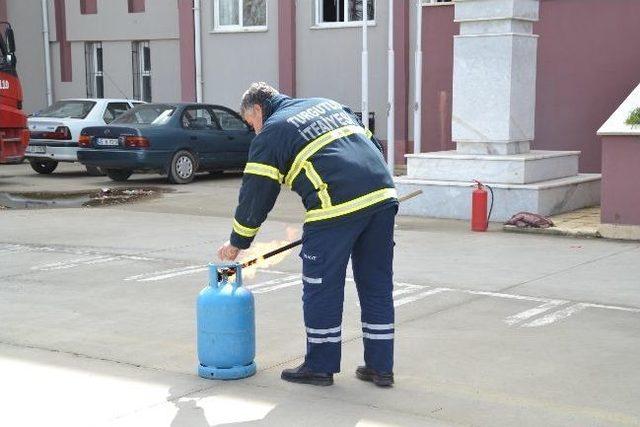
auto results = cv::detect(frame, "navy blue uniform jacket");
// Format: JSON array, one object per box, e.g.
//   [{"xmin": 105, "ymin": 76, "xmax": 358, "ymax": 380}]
[{"xmin": 230, "ymin": 95, "xmax": 397, "ymax": 249}]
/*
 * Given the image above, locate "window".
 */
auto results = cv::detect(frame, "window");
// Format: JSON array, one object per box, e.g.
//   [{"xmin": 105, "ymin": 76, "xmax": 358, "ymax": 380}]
[
  {"xmin": 316, "ymin": 0, "xmax": 375, "ymax": 26},
  {"xmin": 113, "ymin": 104, "xmax": 175, "ymax": 125},
  {"xmin": 103, "ymin": 102, "xmax": 131, "ymax": 124},
  {"xmin": 213, "ymin": 0, "xmax": 267, "ymax": 31},
  {"xmin": 80, "ymin": 0, "xmax": 97, "ymax": 15},
  {"xmin": 181, "ymin": 107, "xmax": 219, "ymax": 130},
  {"xmin": 37, "ymin": 101, "xmax": 96, "ymax": 119},
  {"xmin": 212, "ymin": 107, "xmax": 248, "ymax": 131},
  {"xmin": 127, "ymin": 0, "xmax": 145, "ymax": 13},
  {"xmin": 85, "ymin": 42, "xmax": 104, "ymax": 98},
  {"xmin": 132, "ymin": 41, "xmax": 152, "ymax": 102}
]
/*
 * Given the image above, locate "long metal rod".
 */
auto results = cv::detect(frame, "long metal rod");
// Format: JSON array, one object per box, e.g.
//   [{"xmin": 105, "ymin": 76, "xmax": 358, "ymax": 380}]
[
  {"xmin": 193, "ymin": 0, "xmax": 203, "ymax": 102},
  {"xmin": 41, "ymin": 0, "xmax": 53, "ymax": 105},
  {"xmin": 240, "ymin": 190, "xmax": 423, "ymax": 269},
  {"xmin": 361, "ymin": 0, "xmax": 369, "ymax": 131},
  {"xmin": 413, "ymin": 0, "xmax": 423, "ymax": 155},
  {"xmin": 387, "ymin": 0, "xmax": 395, "ymax": 174}
]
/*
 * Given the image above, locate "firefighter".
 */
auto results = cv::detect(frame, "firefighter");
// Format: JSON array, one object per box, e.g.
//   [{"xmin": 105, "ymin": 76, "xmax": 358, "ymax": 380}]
[{"xmin": 218, "ymin": 82, "xmax": 397, "ymax": 387}]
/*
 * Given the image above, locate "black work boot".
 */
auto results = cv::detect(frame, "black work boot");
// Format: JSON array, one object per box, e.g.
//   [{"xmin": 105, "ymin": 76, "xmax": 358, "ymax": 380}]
[
  {"xmin": 281, "ymin": 362, "xmax": 334, "ymax": 386},
  {"xmin": 356, "ymin": 366, "xmax": 394, "ymax": 387}
]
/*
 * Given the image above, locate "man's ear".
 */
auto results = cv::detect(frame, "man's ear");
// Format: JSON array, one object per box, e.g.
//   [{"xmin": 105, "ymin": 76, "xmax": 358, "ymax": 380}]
[{"xmin": 254, "ymin": 104, "xmax": 263, "ymax": 120}]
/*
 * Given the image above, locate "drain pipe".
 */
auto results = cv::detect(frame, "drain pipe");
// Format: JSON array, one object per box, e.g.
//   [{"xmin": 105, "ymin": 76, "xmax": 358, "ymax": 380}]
[
  {"xmin": 41, "ymin": 0, "xmax": 53, "ymax": 105},
  {"xmin": 361, "ymin": 1, "xmax": 369, "ymax": 132},
  {"xmin": 386, "ymin": 0, "xmax": 395, "ymax": 174},
  {"xmin": 193, "ymin": 0, "xmax": 203, "ymax": 102},
  {"xmin": 413, "ymin": 0, "xmax": 422, "ymax": 155}
]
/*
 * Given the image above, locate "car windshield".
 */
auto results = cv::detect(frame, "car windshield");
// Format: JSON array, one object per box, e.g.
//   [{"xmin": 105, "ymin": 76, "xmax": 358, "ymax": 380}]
[
  {"xmin": 113, "ymin": 104, "xmax": 175, "ymax": 125},
  {"xmin": 36, "ymin": 100, "xmax": 96, "ymax": 119}
]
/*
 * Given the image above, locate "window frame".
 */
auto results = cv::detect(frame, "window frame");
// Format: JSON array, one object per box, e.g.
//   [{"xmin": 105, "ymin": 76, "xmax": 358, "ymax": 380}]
[
  {"xmin": 127, "ymin": 0, "xmax": 145, "ymax": 13},
  {"xmin": 132, "ymin": 41, "xmax": 152, "ymax": 103},
  {"xmin": 181, "ymin": 106, "xmax": 220, "ymax": 131},
  {"xmin": 103, "ymin": 102, "xmax": 131, "ymax": 124},
  {"xmin": 85, "ymin": 41, "xmax": 104, "ymax": 99},
  {"xmin": 80, "ymin": 0, "xmax": 98, "ymax": 15},
  {"xmin": 212, "ymin": 0, "xmax": 268, "ymax": 33},
  {"xmin": 210, "ymin": 105, "xmax": 250, "ymax": 132},
  {"xmin": 423, "ymin": 0, "xmax": 453, "ymax": 6},
  {"xmin": 313, "ymin": 0, "xmax": 376, "ymax": 29}
]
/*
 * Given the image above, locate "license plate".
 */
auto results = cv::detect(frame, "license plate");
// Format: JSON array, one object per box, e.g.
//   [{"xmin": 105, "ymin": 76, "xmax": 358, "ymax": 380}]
[
  {"xmin": 27, "ymin": 146, "xmax": 46, "ymax": 153},
  {"xmin": 96, "ymin": 138, "xmax": 119, "ymax": 146}
]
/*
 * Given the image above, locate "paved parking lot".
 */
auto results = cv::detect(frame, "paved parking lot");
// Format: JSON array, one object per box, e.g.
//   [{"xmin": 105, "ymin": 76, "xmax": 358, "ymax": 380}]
[{"xmin": 1, "ymin": 162, "xmax": 639, "ymax": 426}]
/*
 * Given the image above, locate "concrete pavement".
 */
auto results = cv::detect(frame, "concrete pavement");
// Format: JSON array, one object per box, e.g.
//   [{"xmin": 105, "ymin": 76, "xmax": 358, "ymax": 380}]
[{"xmin": 1, "ymin": 162, "xmax": 639, "ymax": 426}]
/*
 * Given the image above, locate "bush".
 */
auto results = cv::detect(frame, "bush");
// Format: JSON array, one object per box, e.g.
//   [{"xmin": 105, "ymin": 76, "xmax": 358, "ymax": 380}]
[{"xmin": 625, "ymin": 107, "xmax": 640, "ymax": 126}]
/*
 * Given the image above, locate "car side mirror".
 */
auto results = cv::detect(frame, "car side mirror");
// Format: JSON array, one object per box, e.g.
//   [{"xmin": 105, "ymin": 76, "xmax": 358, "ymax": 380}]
[{"xmin": 5, "ymin": 27, "xmax": 15, "ymax": 54}]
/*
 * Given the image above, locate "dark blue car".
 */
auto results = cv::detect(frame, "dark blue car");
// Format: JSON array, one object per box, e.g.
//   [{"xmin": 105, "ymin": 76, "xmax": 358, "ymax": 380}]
[{"xmin": 78, "ymin": 103, "xmax": 254, "ymax": 184}]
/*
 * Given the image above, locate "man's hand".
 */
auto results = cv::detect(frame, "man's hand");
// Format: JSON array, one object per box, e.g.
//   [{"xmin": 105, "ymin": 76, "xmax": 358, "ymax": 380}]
[{"xmin": 218, "ymin": 241, "xmax": 240, "ymax": 261}]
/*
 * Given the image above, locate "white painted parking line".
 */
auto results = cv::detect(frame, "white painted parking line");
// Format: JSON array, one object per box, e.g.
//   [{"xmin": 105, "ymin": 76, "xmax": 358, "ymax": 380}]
[
  {"xmin": 394, "ymin": 288, "xmax": 451, "ymax": 308},
  {"xmin": 0, "ymin": 243, "xmax": 58, "ymax": 254},
  {"xmin": 8, "ymin": 240, "xmax": 640, "ymax": 328},
  {"xmin": 245, "ymin": 275, "xmax": 299, "ymax": 290},
  {"xmin": 32, "ymin": 254, "xmax": 156, "ymax": 272},
  {"xmin": 393, "ymin": 285, "xmax": 424, "ymax": 298},
  {"xmin": 504, "ymin": 300, "xmax": 569, "ymax": 326},
  {"xmin": 522, "ymin": 303, "xmax": 589, "ymax": 328},
  {"xmin": 464, "ymin": 290, "xmax": 553, "ymax": 303},
  {"xmin": 32, "ymin": 255, "xmax": 117, "ymax": 271},
  {"xmin": 126, "ymin": 265, "xmax": 208, "ymax": 282},
  {"xmin": 252, "ymin": 280, "xmax": 303, "ymax": 294},
  {"xmin": 583, "ymin": 303, "xmax": 640, "ymax": 314},
  {"xmin": 125, "ymin": 265, "xmax": 204, "ymax": 281}
]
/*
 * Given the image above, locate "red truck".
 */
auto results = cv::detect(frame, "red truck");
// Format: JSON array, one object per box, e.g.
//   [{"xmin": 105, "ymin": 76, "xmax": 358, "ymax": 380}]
[{"xmin": 0, "ymin": 22, "xmax": 28, "ymax": 164}]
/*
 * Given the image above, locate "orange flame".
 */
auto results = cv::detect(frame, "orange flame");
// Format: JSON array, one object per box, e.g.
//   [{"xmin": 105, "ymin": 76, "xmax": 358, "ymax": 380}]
[
  {"xmin": 239, "ymin": 240, "xmax": 290, "ymax": 279},
  {"xmin": 239, "ymin": 226, "xmax": 300, "ymax": 279}
]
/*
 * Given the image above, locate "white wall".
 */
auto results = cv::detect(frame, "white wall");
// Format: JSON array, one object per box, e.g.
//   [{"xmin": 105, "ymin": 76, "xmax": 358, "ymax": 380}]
[
  {"xmin": 295, "ymin": 0, "xmax": 390, "ymax": 138},
  {"xmin": 149, "ymin": 39, "xmax": 181, "ymax": 103},
  {"xmin": 65, "ymin": 0, "xmax": 179, "ymax": 42},
  {"xmin": 101, "ymin": 41, "xmax": 133, "ymax": 99},
  {"xmin": 199, "ymin": 0, "xmax": 279, "ymax": 109},
  {"xmin": 6, "ymin": 0, "xmax": 47, "ymax": 113},
  {"xmin": 50, "ymin": 41, "xmax": 86, "ymax": 102}
]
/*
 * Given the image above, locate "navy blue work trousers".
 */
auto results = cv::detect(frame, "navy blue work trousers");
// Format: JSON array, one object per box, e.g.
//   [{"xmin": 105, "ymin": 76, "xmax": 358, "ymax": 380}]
[{"xmin": 300, "ymin": 204, "xmax": 397, "ymax": 374}]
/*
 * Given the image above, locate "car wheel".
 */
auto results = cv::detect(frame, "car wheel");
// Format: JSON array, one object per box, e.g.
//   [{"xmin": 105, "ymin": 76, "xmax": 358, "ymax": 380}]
[
  {"xmin": 168, "ymin": 150, "xmax": 196, "ymax": 184},
  {"xmin": 29, "ymin": 159, "xmax": 58, "ymax": 174},
  {"xmin": 105, "ymin": 169, "xmax": 133, "ymax": 182},
  {"xmin": 85, "ymin": 165, "xmax": 105, "ymax": 176}
]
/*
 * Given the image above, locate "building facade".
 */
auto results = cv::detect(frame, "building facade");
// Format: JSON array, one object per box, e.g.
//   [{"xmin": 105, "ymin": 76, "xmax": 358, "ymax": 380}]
[{"xmin": 2, "ymin": 0, "xmax": 638, "ymax": 174}]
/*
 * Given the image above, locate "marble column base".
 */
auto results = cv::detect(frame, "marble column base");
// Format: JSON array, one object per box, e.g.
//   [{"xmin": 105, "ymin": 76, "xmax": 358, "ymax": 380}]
[
  {"xmin": 598, "ymin": 224, "xmax": 640, "ymax": 241},
  {"xmin": 456, "ymin": 140, "xmax": 531, "ymax": 155},
  {"xmin": 394, "ymin": 174, "xmax": 601, "ymax": 222},
  {"xmin": 406, "ymin": 150, "xmax": 580, "ymax": 184}
]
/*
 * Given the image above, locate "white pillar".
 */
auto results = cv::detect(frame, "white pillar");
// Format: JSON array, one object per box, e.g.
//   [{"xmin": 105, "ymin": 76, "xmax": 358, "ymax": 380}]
[
  {"xmin": 452, "ymin": 0, "xmax": 540, "ymax": 155},
  {"xmin": 387, "ymin": 0, "xmax": 395, "ymax": 174},
  {"xmin": 193, "ymin": 0, "xmax": 203, "ymax": 103},
  {"xmin": 413, "ymin": 0, "xmax": 422, "ymax": 155},
  {"xmin": 41, "ymin": 0, "xmax": 53, "ymax": 105},
  {"xmin": 361, "ymin": 0, "xmax": 369, "ymax": 131}
]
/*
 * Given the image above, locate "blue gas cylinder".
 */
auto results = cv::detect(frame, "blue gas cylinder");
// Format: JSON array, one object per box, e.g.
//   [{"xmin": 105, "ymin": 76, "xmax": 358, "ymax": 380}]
[{"xmin": 197, "ymin": 262, "xmax": 256, "ymax": 380}]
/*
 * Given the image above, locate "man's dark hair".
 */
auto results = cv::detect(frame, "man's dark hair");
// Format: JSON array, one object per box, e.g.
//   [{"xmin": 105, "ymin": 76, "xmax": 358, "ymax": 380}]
[{"xmin": 240, "ymin": 82, "xmax": 279, "ymax": 117}]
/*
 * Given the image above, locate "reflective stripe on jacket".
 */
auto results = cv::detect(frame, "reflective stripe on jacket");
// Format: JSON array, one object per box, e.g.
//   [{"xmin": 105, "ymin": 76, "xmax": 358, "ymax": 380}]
[{"xmin": 230, "ymin": 95, "xmax": 397, "ymax": 249}]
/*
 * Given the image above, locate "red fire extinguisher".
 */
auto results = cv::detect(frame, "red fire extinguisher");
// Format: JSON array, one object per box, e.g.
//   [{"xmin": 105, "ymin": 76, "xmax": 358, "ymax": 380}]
[{"xmin": 471, "ymin": 180, "xmax": 494, "ymax": 232}]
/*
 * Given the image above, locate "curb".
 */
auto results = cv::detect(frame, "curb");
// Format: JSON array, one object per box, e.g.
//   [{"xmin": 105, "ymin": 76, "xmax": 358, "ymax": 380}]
[{"xmin": 503, "ymin": 225, "xmax": 601, "ymax": 239}]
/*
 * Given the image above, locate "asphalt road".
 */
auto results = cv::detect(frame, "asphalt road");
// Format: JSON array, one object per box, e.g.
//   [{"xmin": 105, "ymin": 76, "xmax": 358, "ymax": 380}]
[{"xmin": 1, "ymin": 162, "xmax": 639, "ymax": 426}]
